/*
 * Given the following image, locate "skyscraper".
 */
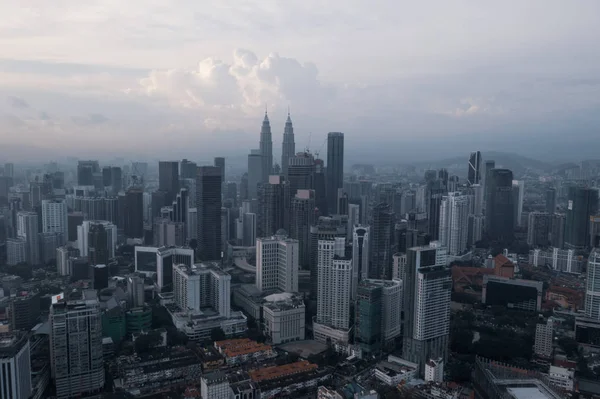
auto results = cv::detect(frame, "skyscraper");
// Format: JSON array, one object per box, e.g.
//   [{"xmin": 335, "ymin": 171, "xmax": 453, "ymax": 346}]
[
  {"xmin": 314, "ymin": 238, "xmax": 352, "ymax": 346},
  {"xmin": 586, "ymin": 249, "xmax": 600, "ymax": 320},
  {"xmin": 527, "ymin": 212, "xmax": 552, "ymax": 248},
  {"xmin": 512, "ymin": 180, "xmax": 525, "ymax": 227},
  {"xmin": 288, "ymin": 152, "xmax": 316, "ymax": 197},
  {"xmin": 314, "ymin": 158, "xmax": 328, "ymax": 216},
  {"xmin": 258, "ymin": 175, "xmax": 290, "ymax": 237},
  {"xmin": 485, "ymin": 169, "xmax": 514, "ymax": 242},
  {"xmin": 159, "ymin": 161, "xmax": 180, "ymax": 204},
  {"xmin": 403, "ymin": 243, "xmax": 451, "ymax": 376},
  {"xmin": 351, "ymin": 225, "xmax": 370, "ymax": 300},
  {"xmin": 281, "ymin": 111, "xmax": 295, "ymax": 177},
  {"xmin": 467, "ymin": 151, "xmax": 482, "ymax": 186},
  {"xmin": 77, "ymin": 220, "xmax": 117, "ymax": 260},
  {"xmin": 214, "ymin": 157, "xmax": 225, "ymax": 183},
  {"xmin": 50, "ymin": 294, "xmax": 104, "ymax": 398},
  {"xmin": 427, "ymin": 184, "xmax": 445, "ymax": 241},
  {"xmin": 259, "ymin": 112, "xmax": 273, "ymax": 182},
  {"xmin": 326, "ymin": 132, "xmax": 344, "ymax": 215},
  {"xmin": 77, "ymin": 160, "xmax": 99, "ymax": 186},
  {"xmin": 247, "ymin": 150, "xmax": 263, "ymax": 199},
  {"xmin": 180, "ymin": 159, "xmax": 197, "ymax": 179},
  {"xmin": 256, "ymin": 233, "xmax": 299, "ymax": 293},
  {"xmin": 88, "ymin": 224, "xmax": 109, "ymax": 266},
  {"xmin": 290, "ymin": 189, "xmax": 316, "ymax": 268},
  {"xmin": 0, "ymin": 333, "xmax": 32, "ymax": 399},
  {"xmin": 546, "ymin": 187, "xmax": 557, "ymax": 214},
  {"xmin": 197, "ymin": 166, "xmax": 222, "ymax": 261},
  {"xmin": 17, "ymin": 211, "xmax": 40, "ymax": 265},
  {"xmin": 124, "ymin": 188, "xmax": 144, "ymax": 238},
  {"xmin": 41, "ymin": 199, "xmax": 68, "ymax": 245},
  {"xmin": 309, "ymin": 217, "xmax": 347, "ymax": 298},
  {"xmin": 438, "ymin": 192, "xmax": 470, "ymax": 256},
  {"xmin": 371, "ymin": 203, "xmax": 394, "ymax": 279},
  {"xmin": 565, "ymin": 186, "xmax": 599, "ymax": 250}
]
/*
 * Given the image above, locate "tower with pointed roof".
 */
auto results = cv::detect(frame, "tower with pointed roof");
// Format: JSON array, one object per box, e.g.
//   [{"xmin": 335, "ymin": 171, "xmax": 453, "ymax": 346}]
[
  {"xmin": 259, "ymin": 110, "xmax": 273, "ymax": 183},
  {"xmin": 281, "ymin": 109, "xmax": 295, "ymax": 178}
]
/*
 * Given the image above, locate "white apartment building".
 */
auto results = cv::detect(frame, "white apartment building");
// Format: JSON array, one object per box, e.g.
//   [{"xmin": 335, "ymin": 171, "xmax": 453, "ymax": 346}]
[
  {"xmin": 586, "ymin": 249, "xmax": 600, "ymax": 319},
  {"xmin": 6, "ymin": 238, "xmax": 26, "ymax": 266},
  {"xmin": 256, "ymin": 235, "xmax": 299, "ymax": 293},
  {"xmin": 534, "ymin": 318, "xmax": 554, "ymax": 358},
  {"xmin": 41, "ymin": 199, "xmax": 68, "ymax": 245},
  {"xmin": 173, "ymin": 263, "xmax": 231, "ymax": 318},
  {"xmin": 425, "ymin": 358, "xmax": 444, "ymax": 383},
  {"xmin": 201, "ymin": 372, "xmax": 230, "ymax": 399},
  {"xmin": 439, "ymin": 192, "xmax": 470, "ymax": 256}
]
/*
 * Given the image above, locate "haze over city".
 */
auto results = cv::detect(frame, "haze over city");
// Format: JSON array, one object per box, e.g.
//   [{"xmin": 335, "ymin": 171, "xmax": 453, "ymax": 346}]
[{"xmin": 2, "ymin": 1, "xmax": 600, "ymax": 162}]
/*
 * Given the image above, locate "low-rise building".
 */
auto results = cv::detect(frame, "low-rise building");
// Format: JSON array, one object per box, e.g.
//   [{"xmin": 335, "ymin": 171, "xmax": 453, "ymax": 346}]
[
  {"xmin": 201, "ymin": 371, "xmax": 230, "ymax": 399},
  {"xmin": 425, "ymin": 357, "xmax": 444, "ymax": 383},
  {"xmin": 262, "ymin": 292, "xmax": 305, "ymax": 344},
  {"xmin": 214, "ymin": 338, "xmax": 275, "ymax": 365},
  {"xmin": 548, "ymin": 366, "xmax": 574, "ymax": 391},
  {"xmin": 374, "ymin": 357, "xmax": 418, "ymax": 386}
]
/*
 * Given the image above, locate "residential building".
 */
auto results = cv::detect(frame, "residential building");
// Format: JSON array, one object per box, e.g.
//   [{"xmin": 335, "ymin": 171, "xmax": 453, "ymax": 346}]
[
  {"xmin": 438, "ymin": 192, "xmax": 470, "ymax": 256},
  {"xmin": 50, "ymin": 293, "xmax": 104, "ymax": 398},
  {"xmin": 425, "ymin": 358, "xmax": 444, "ymax": 383},
  {"xmin": 402, "ymin": 243, "xmax": 451, "ymax": 376},
  {"xmin": 585, "ymin": 249, "xmax": 600, "ymax": 320},
  {"xmin": 41, "ymin": 199, "xmax": 67, "ymax": 245},
  {"xmin": 534, "ymin": 318, "xmax": 554, "ymax": 358},
  {"xmin": 17, "ymin": 211, "xmax": 39, "ymax": 265},
  {"xmin": 173, "ymin": 262, "xmax": 230, "ymax": 317},
  {"xmin": 256, "ymin": 234, "xmax": 299, "ymax": 293}
]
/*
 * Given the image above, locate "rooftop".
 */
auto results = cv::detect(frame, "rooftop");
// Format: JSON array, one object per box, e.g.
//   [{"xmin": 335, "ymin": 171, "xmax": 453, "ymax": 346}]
[{"xmin": 249, "ymin": 360, "xmax": 317, "ymax": 382}]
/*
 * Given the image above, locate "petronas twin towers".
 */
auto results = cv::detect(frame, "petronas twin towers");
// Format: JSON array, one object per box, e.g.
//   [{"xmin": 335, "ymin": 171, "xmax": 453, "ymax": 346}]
[{"xmin": 258, "ymin": 109, "xmax": 296, "ymax": 180}]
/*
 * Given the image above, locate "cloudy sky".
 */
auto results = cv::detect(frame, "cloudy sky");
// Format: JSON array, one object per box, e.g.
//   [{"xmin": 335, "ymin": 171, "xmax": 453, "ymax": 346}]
[{"xmin": 1, "ymin": 1, "xmax": 599, "ymax": 163}]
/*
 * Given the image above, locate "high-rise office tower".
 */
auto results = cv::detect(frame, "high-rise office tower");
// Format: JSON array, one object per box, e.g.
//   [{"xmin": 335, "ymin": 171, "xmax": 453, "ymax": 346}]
[
  {"xmin": 565, "ymin": 186, "xmax": 599, "ymax": 249},
  {"xmin": 159, "ymin": 161, "xmax": 180, "ymax": 204},
  {"xmin": 288, "ymin": 152, "xmax": 316, "ymax": 198},
  {"xmin": 512, "ymin": 180, "xmax": 525, "ymax": 227},
  {"xmin": 482, "ymin": 160, "xmax": 496, "ymax": 206},
  {"xmin": 124, "ymin": 188, "xmax": 144, "ymax": 238},
  {"xmin": 281, "ymin": 111, "xmax": 295, "ymax": 177},
  {"xmin": 3, "ymin": 163, "xmax": 14, "ymax": 178},
  {"xmin": 247, "ymin": 150, "xmax": 263, "ymax": 199},
  {"xmin": 88, "ymin": 223, "xmax": 109, "ymax": 265},
  {"xmin": 41, "ymin": 199, "xmax": 67, "ymax": 245},
  {"xmin": 256, "ymin": 234, "xmax": 299, "ymax": 293},
  {"xmin": 0, "ymin": 333, "xmax": 32, "ymax": 399},
  {"xmin": 180, "ymin": 159, "xmax": 197, "ymax": 179},
  {"xmin": 290, "ymin": 189, "xmax": 316, "ymax": 268},
  {"xmin": 351, "ymin": 225, "xmax": 370, "ymax": 300},
  {"xmin": 439, "ymin": 192, "xmax": 470, "ymax": 256},
  {"xmin": 485, "ymin": 169, "xmax": 515, "ymax": 242},
  {"xmin": 546, "ymin": 188, "xmax": 557, "ymax": 214},
  {"xmin": 50, "ymin": 294, "xmax": 104, "ymax": 398},
  {"xmin": 258, "ymin": 175, "xmax": 290, "ymax": 237},
  {"xmin": 355, "ymin": 279, "xmax": 402, "ymax": 355},
  {"xmin": 77, "ymin": 160, "xmax": 99, "ymax": 186},
  {"xmin": 427, "ymin": 185, "xmax": 445, "ymax": 241},
  {"xmin": 197, "ymin": 166, "xmax": 222, "ymax": 261},
  {"xmin": 550, "ymin": 213, "xmax": 566, "ymax": 248},
  {"xmin": 242, "ymin": 212, "xmax": 257, "ymax": 247},
  {"xmin": 470, "ymin": 184, "xmax": 484, "ymax": 215},
  {"xmin": 214, "ymin": 157, "xmax": 225, "ymax": 183},
  {"xmin": 316, "ymin": 238, "xmax": 352, "ymax": 331},
  {"xmin": 371, "ymin": 203, "xmax": 394, "ymax": 279},
  {"xmin": 127, "ymin": 275, "xmax": 145, "ymax": 308},
  {"xmin": 403, "ymin": 243, "xmax": 451, "ymax": 376},
  {"xmin": 17, "ymin": 211, "xmax": 40, "ymax": 265},
  {"xmin": 527, "ymin": 212, "xmax": 552, "ymax": 248},
  {"xmin": 314, "ymin": 158, "xmax": 328, "ymax": 216},
  {"xmin": 110, "ymin": 166, "xmax": 122, "ymax": 194},
  {"xmin": 77, "ymin": 220, "xmax": 117, "ymax": 260},
  {"xmin": 467, "ymin": 151, "xmax": 482, "ymax": 186},
  {"xmin": 586, "ymin": 249, "xmax": 600, "ymax": 319},
  {"xmin": 259, "ymin": 112, "xmax": 273, "ymax": 182},
  {"xmin": 326, "ymin": 132, "xmax": 344, "ymax": 215},
  {"xmin": 347, "ymin": 203, "xmax": 360, "ymax": 241}
]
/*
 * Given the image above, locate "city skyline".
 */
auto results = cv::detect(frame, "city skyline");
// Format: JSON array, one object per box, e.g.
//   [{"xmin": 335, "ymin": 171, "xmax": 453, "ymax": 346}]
[{"xmin": 1, "ymin": 2, "xmax": 600, "ymax": 161}]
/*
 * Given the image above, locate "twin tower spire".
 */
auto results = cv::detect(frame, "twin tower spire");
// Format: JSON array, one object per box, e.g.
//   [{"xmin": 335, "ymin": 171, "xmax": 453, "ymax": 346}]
[{"xmin": 259, "ymin": 108, "xmax": 295, "ymax": 179}]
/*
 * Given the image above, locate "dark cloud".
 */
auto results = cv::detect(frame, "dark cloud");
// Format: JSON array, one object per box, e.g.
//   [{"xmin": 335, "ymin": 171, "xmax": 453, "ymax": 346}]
[{"xmin": 7, "ymin": 96, "xmax": 29, "ymax": 109}]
